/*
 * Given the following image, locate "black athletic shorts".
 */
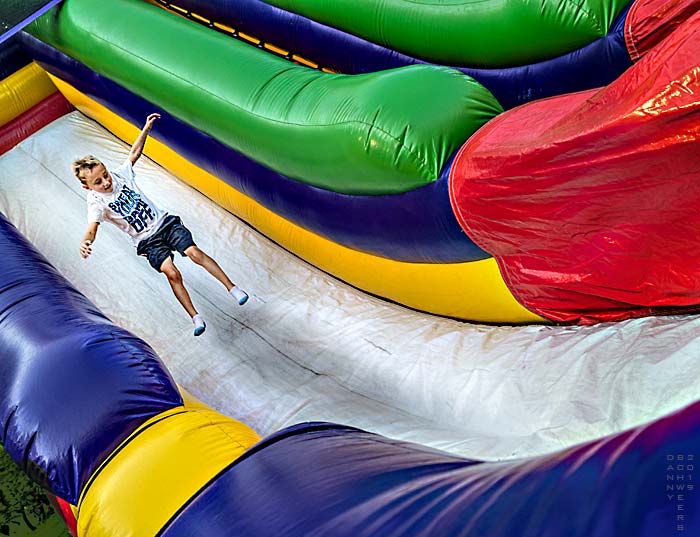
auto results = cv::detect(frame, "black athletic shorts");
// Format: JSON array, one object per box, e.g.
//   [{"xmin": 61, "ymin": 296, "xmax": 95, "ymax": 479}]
[{"xmin": 136, "ymin": 214, "xmax": 196, "ymax": 272}]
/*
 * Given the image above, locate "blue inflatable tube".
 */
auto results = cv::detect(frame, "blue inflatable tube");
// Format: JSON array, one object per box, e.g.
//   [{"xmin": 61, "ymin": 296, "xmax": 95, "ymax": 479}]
[
  {"xmin": 162, "ymin": 414, "xmax": 700, "ymax": 536},
  {"xmin": 20, "ymin": 33, "xmax": 487, "ymax": 264},
  {"xmin": 159, "ymin": 0, "xmax": 633, "ymax": 109},
  {"xmin": 0, "ymin": 211, "xmax": 182, "ymax": 504}
]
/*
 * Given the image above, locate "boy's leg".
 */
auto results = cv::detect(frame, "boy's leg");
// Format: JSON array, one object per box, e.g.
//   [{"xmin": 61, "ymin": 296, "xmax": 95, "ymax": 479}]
[
  {"xmin": 184, "ymin": 245, "xmax": 234, "ymax": 290},
  {"xmin": 163, "ymin": 217, "xmax": 249, "ymax": 306},
  {"xmin": 160, "ymin": 257, "xmax": 198, "ymax": 318},
  {"xmin": 185, "ymin": 246, "xmax": 249, "ymax": 306},
  {"xmin": 139, "ymin": 221, "xmax": 206, "ymax": 335}
]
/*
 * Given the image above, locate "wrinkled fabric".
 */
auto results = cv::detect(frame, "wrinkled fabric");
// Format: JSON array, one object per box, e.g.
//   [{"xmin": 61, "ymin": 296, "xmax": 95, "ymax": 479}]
[
  {"xmin": 19, "ymin": 32, "xmax": 486, "ymax": 264},
  {"xmin": 0, "ymin": 212, "xmax": 182, "ymax": 504},
  {"xmin": 450, "ymin": 10, "xmax": 700, "ymax": 324},
  {"xmin": 157, "ymin": 0, "xmax": 633, "ymax": 109},
  {"xmin": 2, "ymin": 113, "xmax": 699, "ymax": 462},
  {"xmin": 162, "ymin": 411, "xmax": 700, "ymax": 537},
  {"xmin": 625, "ymin": 0, "xmax": 700, "ymax": 60},
  {"xmin": 0, "ymin": 91, "xmax": 72, "ymax": 154}
]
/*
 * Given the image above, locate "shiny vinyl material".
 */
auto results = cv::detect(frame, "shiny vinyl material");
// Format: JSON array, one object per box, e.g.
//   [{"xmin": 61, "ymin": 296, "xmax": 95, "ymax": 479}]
[
  {"xmin": 0, "ymin": 91, "xmax": 73, "ymax": 154},
  {"xmin": 20, "ymin": 33, "xmax": 487, "ymax": 264},
  {"xmin": 450, "ymin": 9, "xmax": 700, "ymax": 323},
  {"xmin": 0, "ymin": 62, "xmax": 56, "ymax": 126},
  {"xmin": 624, "ymin": 0, "xmax": 700, "ymax": 59},
  {"xmin": 24, "ymin": 0, "xmax": 700, "ymax": 324},
  {"xmin": 161, "ymin": 410, "xmax": 700, "ymax": 536},
  {"xmin": 76, "ymin": 401, "xmax": 260, "ymax": 537},
  {"xmin": 27, "ymin": 0, "xmax": 503, "ymax": 195},
  {"xmin": 2, "ymin": 3, "xmax": 700, "ymax": 531},
  {"xmin": 2, "ymin": 0, "xmax": 700, "ymax": 535},
  {"xmin": 5, "ymin": 110, "xmax": 700, "ymax": 463},
  {"xmin": 0, "ymin": 35, "xmax": 31, "ymax": 80},
  {"xmin": 48, "ymin": 77, "xmax": 538, "ymax": 323},
  {"xmin": 0, "ymin": 212, "xmax": 183, "ymax": 504},
  {"xmin": 153, "ymin": 0, "xmax": 633, "ymax": 109},
  {"xmin": 260, "ymin": 0, "xmax": 630, "ymax": 67}
]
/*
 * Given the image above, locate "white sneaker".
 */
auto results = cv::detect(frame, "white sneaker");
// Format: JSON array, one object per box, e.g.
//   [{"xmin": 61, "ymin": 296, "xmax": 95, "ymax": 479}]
[
  {"xmin": 193, "ymin": 315, "xmax": 206, "ymax": 336},
  {"xmin": 230, "ymin": 286, "xmax": 249, "ymax": 306}
]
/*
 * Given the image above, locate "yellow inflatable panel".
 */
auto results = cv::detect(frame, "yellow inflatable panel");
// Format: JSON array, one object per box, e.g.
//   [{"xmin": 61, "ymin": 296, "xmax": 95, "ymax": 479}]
[
  {"xmin": 51, "ymin": 76, "xmax": 544, "ymax": 324},
  {"xmin": 178, "ymin": 385, "xmax": 214, "ymax": 411},
  {"xmin": 76, "ymin": 403, "xmax": 260, "ymax": 537},
  {"xmin": 0, "ymin": 63, "xmax": 56, "ymax": 127}
]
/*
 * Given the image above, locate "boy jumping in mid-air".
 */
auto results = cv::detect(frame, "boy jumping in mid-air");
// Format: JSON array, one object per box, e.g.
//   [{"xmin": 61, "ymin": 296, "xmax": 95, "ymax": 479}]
[{"xmin": 75, "ymin": 112, "xmax": 248, "ymax": 337}]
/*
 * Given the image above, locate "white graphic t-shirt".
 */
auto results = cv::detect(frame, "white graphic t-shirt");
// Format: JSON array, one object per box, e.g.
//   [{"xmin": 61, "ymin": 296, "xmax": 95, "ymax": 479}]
[{"xmin": 86, "ymin": 160, "xmax": 167, "ymax": 247}]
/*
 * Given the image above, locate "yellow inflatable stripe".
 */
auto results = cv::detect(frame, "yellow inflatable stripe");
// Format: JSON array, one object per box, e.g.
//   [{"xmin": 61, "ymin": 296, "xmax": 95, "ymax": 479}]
[
  {"xmin": 238, "ymin": 31, "xmax": 261, "ymax": 45},
  {"xmin": 292, "ymin": 54, "xmax": 319, "ymax": 68},
  {"xmin": 75, "ymin": 407, "xmax": 184, "ymax": 510},
  {"xmin": 190, "ymin": 12, "xmax": 210, "ymax": 24},
  {"xmin": 169, "ymin": 3, "xmax": 188, "ymax": 14},
  {"xmin": 153, "ymin": 1, "xmax": 329, "ymax": 72},
  {"xmin": 77, "ymin": 404, "xmax": 260, "ymax": 537},
  {"xmin": 213, "ymin": 21, "xmax": 236, "ymax": 33},
  {"xmin": 0, "ymin": 63, "xmax": 57, "ymax": 127},
  {"xmin": 51, "ymin": 76, "xmax": 544, "ymax": 323},
  {"xmin": 265, "ymin": 42, "xmax": 289, "ymax": 56}
]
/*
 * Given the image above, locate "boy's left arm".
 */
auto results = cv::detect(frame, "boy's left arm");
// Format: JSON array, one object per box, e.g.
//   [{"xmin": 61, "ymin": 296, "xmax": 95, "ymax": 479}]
[{"xmin": 128, "ymin": 113, "xmax": 161, "ymax": 165}]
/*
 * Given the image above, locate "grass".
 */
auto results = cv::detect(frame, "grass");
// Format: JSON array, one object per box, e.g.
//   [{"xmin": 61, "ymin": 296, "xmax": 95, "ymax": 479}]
[{"xmin": 0, "ymin": 444, "xmax": 71, "ymax": 537}]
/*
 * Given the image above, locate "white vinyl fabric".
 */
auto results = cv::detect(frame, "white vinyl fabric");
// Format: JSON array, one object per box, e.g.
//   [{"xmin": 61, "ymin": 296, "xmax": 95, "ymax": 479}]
[{"xmin": 1, "ymin": 112, "xmax": 698, "ymax": 460}]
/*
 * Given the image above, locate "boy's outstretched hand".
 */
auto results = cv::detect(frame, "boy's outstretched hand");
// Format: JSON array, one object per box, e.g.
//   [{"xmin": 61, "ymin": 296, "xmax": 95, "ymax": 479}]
[
  {"xmin": 129, "ymin": 113, "xmax": 161, "ymax": 165},
  {"xmin": 144, "ymin": 113, "xmax": 160, "ymax": 130},
  {"xmin": 80, "ymin": 239, "xmax": 92, "ymax": 259}
]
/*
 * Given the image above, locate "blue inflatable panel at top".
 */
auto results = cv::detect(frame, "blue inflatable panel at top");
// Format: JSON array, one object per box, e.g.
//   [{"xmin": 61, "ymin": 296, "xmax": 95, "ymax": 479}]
[
  {"xmin": 19, "ymin": 33, "xmax": 487, "ymax": 264},
  {"xmin": 0, "ymin": 0, "xmax": 63, "ymax": 45},
  {"xmin": 0, "ymin": 35, "xmax": 32, "ymax": 80},
  {"xmin": 0, "ymin": 212, "xmax": 183, "ymax": 504},
  {"xmin": 162, "ymin": 0, "xmax": 633, "ymax": 109},
  {"xmin": 161, "ymin": 409, "xmax": 700, "ymax": 536}
]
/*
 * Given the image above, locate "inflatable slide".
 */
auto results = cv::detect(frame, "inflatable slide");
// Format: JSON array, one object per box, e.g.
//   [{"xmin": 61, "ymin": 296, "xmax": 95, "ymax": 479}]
[
  {"xmin": 1, "ymin": 206, "xmax": 698, "ymax": 535},
  {"xmin": 1, "ymin": 0, "xmax": 700, "ymax": 535},
  {"xmin": 18, "ymin": 0, "xmax": 700, "ymax": 324}
]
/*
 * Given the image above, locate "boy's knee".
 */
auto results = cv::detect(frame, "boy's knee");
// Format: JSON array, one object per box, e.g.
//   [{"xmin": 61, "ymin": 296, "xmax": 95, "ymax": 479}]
[
  {"xmin": 185, "ymin": 246, "xmax": 204, "ymax": 264},
  {"xmin": 165, "ymin": 270, "xmax": 182, "ymax": 286},
  {"xmin": 160, "ymin": 262, "xmax": 180, "ymax": 283}
]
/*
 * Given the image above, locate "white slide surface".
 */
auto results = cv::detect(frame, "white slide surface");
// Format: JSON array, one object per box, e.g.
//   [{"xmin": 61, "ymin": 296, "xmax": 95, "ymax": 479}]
[{"xmin": 1, "ymin": 112, "xmax": 698, "ymax": 459}]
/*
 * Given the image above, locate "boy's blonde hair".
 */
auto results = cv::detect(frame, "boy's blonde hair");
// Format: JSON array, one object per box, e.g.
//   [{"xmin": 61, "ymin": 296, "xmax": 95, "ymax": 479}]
[{"xmin": 72, "ymin": 156, "xmax": 103, "ymax": 184}]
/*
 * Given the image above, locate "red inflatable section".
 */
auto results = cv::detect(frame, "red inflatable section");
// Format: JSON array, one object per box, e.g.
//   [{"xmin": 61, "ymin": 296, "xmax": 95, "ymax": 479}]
[
  {"xmin": 0, "ymin": 90, "xmax": 73, "ymax": 155},
  {"xmin": 625, "ymin": 0, "xmax": 700, "ymax": 60},
  {"xmin": 48, "ymin": 495, "xmax": 77, "ymax": 537},
  {"xmin": 449, "ymin": 10, "xmax": 700, "ymax": 324}
]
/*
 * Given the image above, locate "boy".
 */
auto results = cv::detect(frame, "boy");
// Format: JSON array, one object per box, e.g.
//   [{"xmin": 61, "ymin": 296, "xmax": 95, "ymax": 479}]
[{"xmin": 75, "ymin": 112, "xmax": 248, "ymax": 337}]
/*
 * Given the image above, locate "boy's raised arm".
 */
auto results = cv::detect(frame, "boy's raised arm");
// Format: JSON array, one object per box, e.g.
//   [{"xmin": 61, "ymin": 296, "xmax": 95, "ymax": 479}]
[
  {"xmin": 128, "ymin": 113, "xmax": 161, "ymax": 165},
  {"xmin": 80, "ymin": 222, "xmax": 100, "ymax": 259}
]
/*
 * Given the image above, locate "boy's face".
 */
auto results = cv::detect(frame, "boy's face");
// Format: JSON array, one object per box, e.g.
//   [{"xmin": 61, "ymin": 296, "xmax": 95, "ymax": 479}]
[{"xmin": 81, "ymin": 164, "xmax": 113, "ymax": 193}]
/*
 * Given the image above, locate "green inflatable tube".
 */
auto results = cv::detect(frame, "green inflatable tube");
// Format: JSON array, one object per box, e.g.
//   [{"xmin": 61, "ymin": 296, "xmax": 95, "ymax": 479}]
[
  {"xmin": 27, "ymin": 0, "xmax": 502, "ymax": 195},
  {"xmin": 263, "ymin": 0, "xmax": 630, "ymax": 68}
]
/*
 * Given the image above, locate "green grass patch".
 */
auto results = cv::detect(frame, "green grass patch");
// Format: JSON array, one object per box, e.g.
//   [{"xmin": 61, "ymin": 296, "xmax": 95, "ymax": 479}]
[{"xmin": 0, "ymin": 443, "xmax": 71, "ymax": 537}]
